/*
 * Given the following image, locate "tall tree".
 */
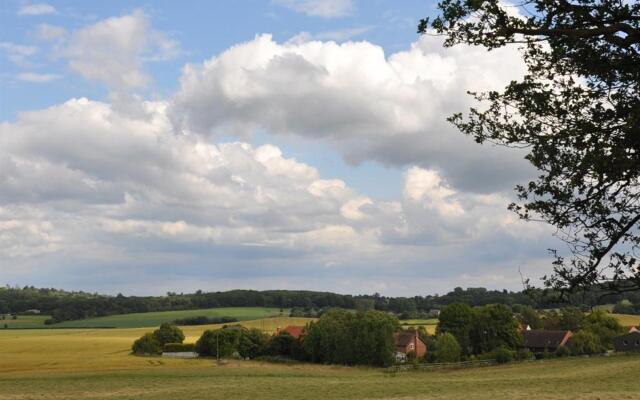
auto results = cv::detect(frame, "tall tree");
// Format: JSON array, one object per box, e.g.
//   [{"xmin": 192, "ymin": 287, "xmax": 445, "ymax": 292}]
[
  {"xmin": 420, "ymin": 1, "xmax": 640, "ymax": 294},
  {"xmin": 469, "ymin": 304, "xmax": 521, "ymax": 354},
  {"xmin": 437, "ymin": 303, "xmax": 474, "ymax": 354}
]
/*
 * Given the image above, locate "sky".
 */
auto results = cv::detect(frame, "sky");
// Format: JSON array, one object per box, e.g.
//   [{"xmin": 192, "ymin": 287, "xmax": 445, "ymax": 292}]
[{"xmin": 0, "ymin": 0, "xmax": 563, "ymax": 296}]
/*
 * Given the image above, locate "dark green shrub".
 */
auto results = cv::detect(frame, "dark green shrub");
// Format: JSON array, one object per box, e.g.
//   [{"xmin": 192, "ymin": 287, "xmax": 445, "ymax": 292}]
[
  {"xmin": 195, "ymin": 329, "xmax": 241, "ymax": 357},
  {"xmin": 132, "ymin": 332, "xmax": 162, "ymax": 355},
  {"xmin": 555, "ymin": 345, "xmax": 571, "ymax": 358},
  {"xmin": 493, "ymin": 346, "xmax": 515, "ymax": 364},
  {"xmin": 267, "ymin": 332, "xmax": 301, "ymax": 358},
  {"xmin": 516, "ymin": 348, "xmax": 533, "ymax": 361},
  {"xmin": 570, "ymin": 330, "xmax": 602, "ymax": 355},
  {"xmin": 163, "ymin": 342, "xmax": 196, "ymax": 352},
  {"xmin": 238, "ymin": 328, "xmax": 269, "ymax": 359}
]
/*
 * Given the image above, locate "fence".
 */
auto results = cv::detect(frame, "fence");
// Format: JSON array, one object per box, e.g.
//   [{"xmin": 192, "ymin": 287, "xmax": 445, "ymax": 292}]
[{"xmin": 386, "ymin": 359, "xmax": 497, "ymax": 373}]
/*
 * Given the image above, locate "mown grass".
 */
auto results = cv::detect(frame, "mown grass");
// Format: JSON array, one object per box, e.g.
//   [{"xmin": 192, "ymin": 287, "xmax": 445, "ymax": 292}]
[
  {"xmin": 50, "ymin": 307, "xmax": 289, "ymax": 328},
  {"xmin": 1, "ymin": 321, "xmax": 640, "ymax": 399}
]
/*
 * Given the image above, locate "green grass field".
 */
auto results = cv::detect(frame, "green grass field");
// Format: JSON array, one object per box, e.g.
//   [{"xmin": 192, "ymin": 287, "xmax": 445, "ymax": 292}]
[
  {"xmin": 48, "ymin": 307, "xmax": 288, "ymax": 328},
  {"xmin": 0, "ymin": 314, "xmax": 50, "ymax": 328},
  {"xmin": 1, "ymin": 319, "xmax": 639, "ymax": 400}
]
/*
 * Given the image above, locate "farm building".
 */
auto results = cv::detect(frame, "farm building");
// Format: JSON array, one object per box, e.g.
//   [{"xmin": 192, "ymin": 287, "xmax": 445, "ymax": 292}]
[
  {"xmin": 614, "ymin": 331, "xmax": 640, "ymax": 353},
  {"xmin": 521, "ymin": 330, "xmax": 573, "ymax": 353},
  {"xmin": 276, "ymin": 325, "xmax": 304, "ymax": 339},
  {"xmin": 394, "ymin": 330, "xmax": 427, "ymax": 359}
]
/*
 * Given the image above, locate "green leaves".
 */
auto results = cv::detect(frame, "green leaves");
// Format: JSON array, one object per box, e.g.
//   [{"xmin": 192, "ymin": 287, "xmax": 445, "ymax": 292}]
[{"xmin": 422, "ymin": 0, "xmax": 640, "ymax": 294}]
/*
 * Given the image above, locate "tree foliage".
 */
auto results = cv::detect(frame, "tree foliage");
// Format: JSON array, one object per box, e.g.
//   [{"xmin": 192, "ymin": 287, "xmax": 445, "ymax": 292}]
[
  {"xmin": 469, "ymin": 304, "xmax": 521, "ymax": 354},
  {"xmin": 267, "ymin": 331, "xmax": 302, "ymax": 359},
  {"xmin": 303, "ymin": 309, "xmax": 399, "ymax": 367},
  {"xmin": 582, "ymin": 310, "xmax": 625, "ymax": 348},
  {"xmin": 437, "ymin": 303, "xmax": 473, "ymax": 354},
  {"xmin": 434, "ymin": 332, "xmax": 462, "ymax": 363},
  {"xmin": 131, "ymin": 332, "xmax": 162, "ymax": 355},
  {"xmin": 152, "ymin": 323, "xmax": 185, "ymax": 347},
  {"xmin": 570, "ymin": 330, "xmax": 602, "ymax": 355},
  {"xmin": 421, "ymin": 0, "xmax": 640, "ymax": 294}
]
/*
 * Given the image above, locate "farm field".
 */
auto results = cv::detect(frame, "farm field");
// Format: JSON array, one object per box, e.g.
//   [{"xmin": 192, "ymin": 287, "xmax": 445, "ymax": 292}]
[
  {"xmin": 613, "ymin": 313, "xmax": 640, "ymax": 328},
  {"xmin": 399, "ymin": 318, "xmax": 438, "ymax": 334},
  {"xmin": 49, "ymin": 307, "xmax": 288, "ymax": 328},
  {"xmin": 0, "ymin": 314, "xmax": 50, "ymax": 328},
  {"xmin": 1, "ymin": 321, "xmax": 639, "ymax": 400}
]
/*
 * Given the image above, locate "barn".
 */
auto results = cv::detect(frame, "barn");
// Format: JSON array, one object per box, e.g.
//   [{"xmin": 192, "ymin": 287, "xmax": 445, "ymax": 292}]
[
  {"xmin": 521, "ymin": 330, "xmax": 573, "ymax": 353},
  {"xmin": 613, "ymin": 331, "xmax": 640, "ymax": 353}
]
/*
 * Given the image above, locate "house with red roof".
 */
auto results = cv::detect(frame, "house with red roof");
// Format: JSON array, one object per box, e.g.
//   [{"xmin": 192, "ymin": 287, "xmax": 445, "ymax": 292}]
[{"xmin": 276, "ymin": 325, "xmax": 305, "ymax": 339}]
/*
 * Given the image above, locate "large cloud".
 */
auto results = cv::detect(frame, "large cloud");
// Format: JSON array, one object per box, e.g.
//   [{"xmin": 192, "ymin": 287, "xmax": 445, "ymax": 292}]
[
  {"xmin": 0, "ymin": 98, "xmax": 554, "ymax": 294},
  {"xmin": 170, "ymin": 34, "xmax": 532, "ymax": 193}
]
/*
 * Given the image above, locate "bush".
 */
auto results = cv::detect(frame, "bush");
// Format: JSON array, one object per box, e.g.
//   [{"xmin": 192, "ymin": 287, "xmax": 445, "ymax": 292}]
[
  {"xmin": 267, "ymin": 332, "xmax": 302, "ymax": 358},
  {"xmin": 555, "ymin": 345, "xmax": 571, "ymax": 358},
  {"xmin": 152, "ymin": 323, "xmax": 185, "ymax": 346},
  {"xmin": 196, "ymin": 329, "xmax": 242, "ymax": 357},
  {"xmin": 612, "ymin": 300, "xmax": 636, "ymax": 315},
  {"xmin": 493, "ymin": 346, "xmax": 515, "ymax": 364},
  {"xmin": 516, "ymin": 348, "xmax": 533, "ymax": 361},
  {"xmin": 434, "ymin": 333, "xmax": 461, "ymax": 363},
  {"xmin": 582, "ymin": 311, "xmax": 625, "ymax": 349},
  {"xmin": 132, "ymin": 332, "xmax": 162, "ymax": 355},
  {"xmin": 163, "ymin": 342, "xmax": 196, "ymax": 352},
  {"xmin": 570, "ymin": 330, "xmax": 602, "ymax": 355},
  {"xmin": 238, "ymin": 328, "xmax": 269, "ymax": 359}
]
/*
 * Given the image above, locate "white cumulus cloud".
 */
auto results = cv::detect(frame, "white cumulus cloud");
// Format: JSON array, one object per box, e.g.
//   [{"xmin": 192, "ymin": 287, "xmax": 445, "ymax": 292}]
[
  {"xmin": 170, "ymin": 34, "xmax": 532, "ymax": 193},
  {"xmin": 64, "ymin": 10, "xmax": 179, "ymax": 91}
]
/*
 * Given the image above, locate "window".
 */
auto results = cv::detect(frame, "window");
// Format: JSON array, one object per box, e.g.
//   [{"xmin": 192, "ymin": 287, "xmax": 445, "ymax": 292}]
[
  {"xmin": 408, "ymin": 343, "xmax": 415, "ymax": 350},
  {"xmin": 623, "ymin": 340, "xmax": 629, "ymax": 345}
]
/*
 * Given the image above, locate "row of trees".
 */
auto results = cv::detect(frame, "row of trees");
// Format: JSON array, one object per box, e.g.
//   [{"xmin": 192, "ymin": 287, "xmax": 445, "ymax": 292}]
[
  {"xmin": 5, "ymin": 285, "xmax": 640, "ymax": 324},
  {"xmin": 436, "ymin": 304, "xmax": 521, "ymax": 356},
  {"xmin": 433, "ymin": 303, "xmax": 627, "ymax": 362},
  {"xmin": 132, "ymin": 310, "xmax": 401, "ymax": 367}
]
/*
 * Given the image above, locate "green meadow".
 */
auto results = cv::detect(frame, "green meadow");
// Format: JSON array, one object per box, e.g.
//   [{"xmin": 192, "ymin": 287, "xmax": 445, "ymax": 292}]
[
  {"xmin": 46, "ymin": 307, "xmax": 287, "ymax": 328},
  {"xmin": 0, "ymin": 314, "xmax": 50, "ymax": 328}
]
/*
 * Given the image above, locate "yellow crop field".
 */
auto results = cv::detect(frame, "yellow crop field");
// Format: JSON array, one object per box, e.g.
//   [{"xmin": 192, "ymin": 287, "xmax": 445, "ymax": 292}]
[
  {"xmin": 0, "ymin": 317, "xmax": 314, "ymax": 375},
  {"xmin": 612, "ymin": 313, "xmax": 640, "ymax": 327}
]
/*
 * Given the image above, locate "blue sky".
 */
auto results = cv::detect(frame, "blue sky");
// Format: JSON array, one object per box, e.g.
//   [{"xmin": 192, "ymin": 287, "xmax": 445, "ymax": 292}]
[
  {"xmin": 1, "ymin": 0, "xmax": 431, "ymax": 120},
  {"xmin": 1, "ymin": 0, "xmax": 433, "ymax": 199},
  {"xmin": 0, "ymin": 0, "xmax": 560, "ymax": 296}
]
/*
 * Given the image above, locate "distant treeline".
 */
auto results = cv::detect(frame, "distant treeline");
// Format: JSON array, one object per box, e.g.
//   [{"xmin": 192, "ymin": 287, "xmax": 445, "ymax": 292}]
[{"xmin": 2, "ymin": 284, "xmax": 639, "ymax": 324}]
